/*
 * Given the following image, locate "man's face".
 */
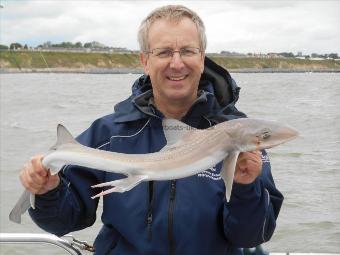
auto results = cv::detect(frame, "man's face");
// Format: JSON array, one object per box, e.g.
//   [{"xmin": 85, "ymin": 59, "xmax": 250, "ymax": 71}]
[{"xmin": 140, "ymin": 17, "xmax": 205, "ymax": 105}]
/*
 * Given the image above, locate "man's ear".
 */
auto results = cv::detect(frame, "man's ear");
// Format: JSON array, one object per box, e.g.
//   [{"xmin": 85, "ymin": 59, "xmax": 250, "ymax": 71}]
[
  {"xmin": 140, "ymin": 52, "xmax": 149, "ymax": 75},
  {"xmin": 200, "ymin": 52, "xmax": 205, "ymax": 74}
]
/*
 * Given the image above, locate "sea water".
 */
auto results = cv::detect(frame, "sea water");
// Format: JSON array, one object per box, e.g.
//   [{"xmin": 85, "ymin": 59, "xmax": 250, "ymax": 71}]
[{"xmin": 0, "ymin": 73, "xmax": 339, "ymax": 254}]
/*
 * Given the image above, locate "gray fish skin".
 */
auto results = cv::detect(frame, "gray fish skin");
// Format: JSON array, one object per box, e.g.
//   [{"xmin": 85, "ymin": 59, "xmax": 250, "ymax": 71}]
[{"xmin": 9, "ymin": 118, "xmax": 298, "ymax": 223}]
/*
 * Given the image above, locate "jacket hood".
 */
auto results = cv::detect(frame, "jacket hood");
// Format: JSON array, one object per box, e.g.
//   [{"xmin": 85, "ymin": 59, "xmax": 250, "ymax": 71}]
[{"xmin": 113, "ymin": 57, "xmax": 245, "ymax": 123}]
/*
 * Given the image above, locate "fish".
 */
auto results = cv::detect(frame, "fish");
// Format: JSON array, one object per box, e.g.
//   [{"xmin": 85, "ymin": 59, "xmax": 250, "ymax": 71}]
[{"xmin": 9, "ymin": 118, "xmax": 298, "ymax": 223}]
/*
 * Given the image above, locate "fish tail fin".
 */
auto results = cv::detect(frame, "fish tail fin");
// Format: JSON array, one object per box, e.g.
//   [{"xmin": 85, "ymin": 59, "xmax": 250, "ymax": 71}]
[
  {"xmin": 50, "ymin": 124, "xmax": 78, "ymax": 150},
  {"xmin": 9, "ymin": 190, "xmax": 32, "ymax": 224},
  {"xmin": 30, "ymin": 193, "xmax": 36, "ymax": 209}
]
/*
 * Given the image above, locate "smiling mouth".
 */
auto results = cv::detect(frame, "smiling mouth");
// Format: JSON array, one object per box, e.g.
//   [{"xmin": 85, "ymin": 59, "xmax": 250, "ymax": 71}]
[{"xmin": 167, "ymin": 75, "xmax": 188, "ymax": 81}]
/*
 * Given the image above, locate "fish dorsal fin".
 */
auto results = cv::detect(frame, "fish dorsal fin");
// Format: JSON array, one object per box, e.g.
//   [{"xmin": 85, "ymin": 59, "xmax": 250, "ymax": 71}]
[
  {"xmin": 162, "ymin": 119, "xmax": 196, "ymax": 148},
  {"xmin": 50, "ymin": 124, "xmax": 78, "ymax": 150}
]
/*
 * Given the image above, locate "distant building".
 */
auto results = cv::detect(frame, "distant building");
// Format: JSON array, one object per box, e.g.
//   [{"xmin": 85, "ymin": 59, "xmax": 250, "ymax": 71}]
[
  {"xmin": 267, "ymin": 53, "xmax": 281, "ymax": 58},
  {"xmin": 42, "ymin": 41, "xmax": 52, "ymax": 48},
  {"xmin": 34, "ymin": 45, "xmax": 134, "ymax": 54}
]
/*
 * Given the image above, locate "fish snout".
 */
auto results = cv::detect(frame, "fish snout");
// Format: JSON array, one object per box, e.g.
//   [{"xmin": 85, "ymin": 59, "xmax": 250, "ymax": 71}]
[
  {"xmin": 280, "ymin": 125, "xmax": 299, "ymax": 141},
  {"xmin": 266, "ymin": 125, "xmax": 299, "ymax": 149}
]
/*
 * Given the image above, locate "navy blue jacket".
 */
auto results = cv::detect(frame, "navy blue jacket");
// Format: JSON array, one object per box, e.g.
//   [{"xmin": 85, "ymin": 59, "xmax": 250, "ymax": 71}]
[{"xmin": 29, "ymin": 58, "xmax": 283, "ymax": 255}]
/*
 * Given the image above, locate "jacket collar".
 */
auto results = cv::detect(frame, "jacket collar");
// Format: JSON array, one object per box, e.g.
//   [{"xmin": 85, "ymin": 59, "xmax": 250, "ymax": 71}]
[{"xmin": 113, "ymin": 57, "xmax": 244, "ymax": 123}]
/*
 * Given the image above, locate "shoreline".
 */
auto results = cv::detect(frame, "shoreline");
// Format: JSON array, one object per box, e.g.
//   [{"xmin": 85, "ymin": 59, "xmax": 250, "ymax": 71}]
[
  {"xmin": 2, "ymin": 52, "xmax": 339, "ymax": 73},
  {"xmin": 1, "ymin": 67, "xmax": 340, "ymax": 74}
]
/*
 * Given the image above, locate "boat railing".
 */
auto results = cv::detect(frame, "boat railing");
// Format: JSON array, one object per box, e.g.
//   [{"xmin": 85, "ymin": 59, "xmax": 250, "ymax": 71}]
[
  {"xmin": 0, "ymin": 233, "xmax": 94, "ymax": 255},
  {"xmin": 0, "ymin": 233, "xmax": 270, "ymax": 255},
  {"xmin": 2, "ymin": 233, "xmax": 339, "ymax": 255}
]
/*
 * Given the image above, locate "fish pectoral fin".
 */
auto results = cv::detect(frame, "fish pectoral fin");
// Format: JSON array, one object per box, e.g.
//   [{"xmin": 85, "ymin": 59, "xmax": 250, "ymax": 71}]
[
  {"xmin": 91, "ymin": 175, "xmax": 148, "ymax": 198},
  {"xmin": 220, "ymin": 151, "xmax": 240, "ymax": 202},
  {"xmin": 9, "ymin": 190, "xmax": 32, "ymax": 224}
]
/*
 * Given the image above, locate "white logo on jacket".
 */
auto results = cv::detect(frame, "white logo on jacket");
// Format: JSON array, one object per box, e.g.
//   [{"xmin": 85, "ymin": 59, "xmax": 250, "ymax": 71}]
[
  {"xmin": 197, "ymin": 166, "xmax": 222, "ymax": 180},
  {"xmin": 261, "ymin": 154, "xmax": 270, "ymax": 163}
]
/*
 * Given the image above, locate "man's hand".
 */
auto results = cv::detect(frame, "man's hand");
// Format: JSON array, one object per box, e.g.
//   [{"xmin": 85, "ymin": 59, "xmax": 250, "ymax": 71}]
[
  {"xmin": 234, "ymin": 151, "xmax": 263, "ymax": 184},
  {"xmin": 20, "ymin": 155, "xmax": 60, "ymax": 195}
]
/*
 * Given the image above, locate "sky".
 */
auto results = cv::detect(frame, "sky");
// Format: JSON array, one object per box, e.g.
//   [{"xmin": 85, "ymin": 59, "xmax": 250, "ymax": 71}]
[{"xmin": 0, "ymin": 0, "xmax": 339, "ymax": 55}]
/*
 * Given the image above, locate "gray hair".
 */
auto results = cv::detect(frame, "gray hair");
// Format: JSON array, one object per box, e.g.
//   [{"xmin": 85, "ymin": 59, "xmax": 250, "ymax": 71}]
[{"xmin": 138, "ymin": 5, "xmax": 207, "ymax": 52}]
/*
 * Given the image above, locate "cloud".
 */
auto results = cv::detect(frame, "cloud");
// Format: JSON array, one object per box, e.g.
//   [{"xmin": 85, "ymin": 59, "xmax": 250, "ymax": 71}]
[
  {"xmin": 202, "ymin": 1, "xmax": 340, "ymax": 54},
  {"xmin": 0, "ymin": 0, "xmax": 339, "ymax": 54},
  {"xmin": 231, "ymin": 1, "xmax": 299, "ymax": 10}
]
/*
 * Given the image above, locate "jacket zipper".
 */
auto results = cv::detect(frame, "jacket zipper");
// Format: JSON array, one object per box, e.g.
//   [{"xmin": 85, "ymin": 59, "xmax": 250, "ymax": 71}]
[
  {"xmin": 168, "ymin": 180, "xmax": 177, "ymax": 255},
  {"xmin": 147, "ymin": 181, "xmax": 154, "ymax": 241}
]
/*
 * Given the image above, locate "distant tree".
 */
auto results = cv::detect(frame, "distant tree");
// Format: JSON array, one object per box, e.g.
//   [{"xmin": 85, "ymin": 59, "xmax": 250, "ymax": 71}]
[
  {"xmin": 24, "ymin": 44, "xmax": 28, "ymax": 49},
  {"xmin": 65, "ymin": 42, "xmax": 76, "ymax": 48},
  {"xmin": 0, "ymin": 44, "xmax": 9, "ymax": 50},
  {"xmin": 51, "ymin": 42, "xmax": 72, "ymax": 48},
  {"xmin": 65, "ymin": 42, "xmax": 74, "ymax": 48},
  {"xmin": 75, "ymin": 41, "xmax": 83, "ymax": 48},
  {"xmin": 220, "ymin": 51, "xmax": 231, "ymax": 55},
  {"xmin": 278, "ymin": 52, "xmax": 294, "ymax": 58},
  {"xmin": 60, "ymin": 42, "xmax": 70, "ymax": 48},
  {"xmin": 84, "ymin": 42, "xmax": 92, "ymax": 48},
  {"xmin": 10, "ymin": 43, "xmax": 23, "ymax": 50},
  {"xmin": 83, "ymin": 41, "xmax": 107, "ymax": 48}
]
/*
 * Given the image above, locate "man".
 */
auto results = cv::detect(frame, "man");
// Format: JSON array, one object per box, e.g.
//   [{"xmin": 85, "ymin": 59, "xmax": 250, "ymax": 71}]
[{"xmin": 20, "ymin": 5, "xmax": 283, "ymax": 255}]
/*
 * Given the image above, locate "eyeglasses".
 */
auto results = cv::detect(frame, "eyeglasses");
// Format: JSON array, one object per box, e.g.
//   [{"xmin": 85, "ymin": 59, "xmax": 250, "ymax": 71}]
[{"xmin": 145, "ymin": 47, "xmax": 201, "ymax": 59}]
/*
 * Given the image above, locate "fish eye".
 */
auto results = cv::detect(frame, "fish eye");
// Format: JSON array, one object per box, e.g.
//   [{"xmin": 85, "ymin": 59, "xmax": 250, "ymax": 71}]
[
  {"xmin": 261, "ymin": 129, "xmax": 271, "ymax": 140},
  {"xmin": 256, "ymin": 129, "xmax": 271, "ymax": 140}
]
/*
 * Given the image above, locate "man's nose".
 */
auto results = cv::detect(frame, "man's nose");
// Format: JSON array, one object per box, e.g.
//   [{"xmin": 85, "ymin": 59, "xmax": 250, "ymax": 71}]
[{"xmin": 169, "ymin": 52, "xmax": 185, "ymax": 69}]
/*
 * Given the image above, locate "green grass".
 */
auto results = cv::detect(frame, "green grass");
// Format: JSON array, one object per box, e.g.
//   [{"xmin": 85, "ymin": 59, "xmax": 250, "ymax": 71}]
[
  {"xmin": 0, "ymin": 51, "xmax": 142, "ymax": 69},
  {"xmin": 1, "ymin": 51, "xmax": 340, "ymax": 70},
  {"xmin": 209, "ymin": 56, "xmax": 340, "ymax": 70}
]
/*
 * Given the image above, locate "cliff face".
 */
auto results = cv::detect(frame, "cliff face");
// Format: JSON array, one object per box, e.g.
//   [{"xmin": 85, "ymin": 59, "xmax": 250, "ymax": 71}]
[
  {"xmin": 210, "ymin": 56, "xmax": 340, "ymax": 71},
  {"xmin": 0, "ymin": 51, "xmax": 142, "ymax": 69},
  {"xmin": 1, "ymin": 51, "xmax": 339, "ymax": 72}
]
